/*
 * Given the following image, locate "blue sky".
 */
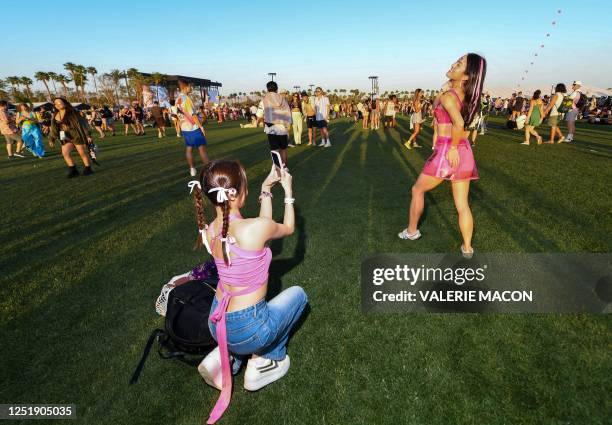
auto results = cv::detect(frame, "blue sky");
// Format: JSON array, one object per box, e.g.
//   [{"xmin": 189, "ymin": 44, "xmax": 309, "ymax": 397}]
[{"xmin": 1, "ymin": 0, "xmax": 609, "ymax": 94}]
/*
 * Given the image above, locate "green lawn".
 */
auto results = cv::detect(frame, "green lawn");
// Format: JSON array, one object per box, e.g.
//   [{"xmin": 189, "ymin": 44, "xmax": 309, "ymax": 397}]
[{"xmin": 1, "ymin": 116, "xmax": 610, "ymax": 424}]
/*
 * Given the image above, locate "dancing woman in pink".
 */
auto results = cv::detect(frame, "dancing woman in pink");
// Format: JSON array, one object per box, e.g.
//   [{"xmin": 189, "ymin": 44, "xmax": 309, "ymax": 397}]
[
  {"xmin": 190, "ymin": 160, "xmax": 307, "ymax": 424},
  {"xmin": 398, "ymin": 53, "xmax": 486, "ymax": 258}
]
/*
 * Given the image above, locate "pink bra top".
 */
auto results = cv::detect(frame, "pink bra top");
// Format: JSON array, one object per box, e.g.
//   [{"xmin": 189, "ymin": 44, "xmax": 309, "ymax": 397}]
[
  {"xmin": 204, "ymin": 215, "xmax": 272, "ymax": 286},
  {"xmin": 202, "ymin": 213, "xmax": 272, "ymax": 424},
  {"xmin": 434, "ymin": 89, "xmax": 463, "ymax": 125}
]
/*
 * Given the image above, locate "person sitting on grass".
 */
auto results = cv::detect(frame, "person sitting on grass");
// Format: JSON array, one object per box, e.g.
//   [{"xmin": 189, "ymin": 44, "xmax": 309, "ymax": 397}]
[{"xmin": 190, "ymin": 160, "xmax": 307, "ymax": 424}]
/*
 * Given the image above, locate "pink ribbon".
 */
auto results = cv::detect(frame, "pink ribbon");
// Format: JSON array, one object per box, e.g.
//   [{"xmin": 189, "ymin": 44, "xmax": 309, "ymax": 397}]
[{"xmin": 206, "ymin": 283, "xmax": 259, "ymax": 424}]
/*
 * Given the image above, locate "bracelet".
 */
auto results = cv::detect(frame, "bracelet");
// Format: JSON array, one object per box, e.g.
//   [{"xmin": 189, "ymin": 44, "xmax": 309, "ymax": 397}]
[
  {"xmin": 258, "ymin": 191, "xmax": 273, "ymax": 203},
  {"xmin": 284, "ymin": 197, "xmax": 295, "ymax": 204}
]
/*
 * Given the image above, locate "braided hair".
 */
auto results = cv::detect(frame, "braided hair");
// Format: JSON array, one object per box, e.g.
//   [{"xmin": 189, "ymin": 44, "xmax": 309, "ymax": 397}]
[{"xmin": 192, "ymin": 160, "xmax": 248, "ymax": 265}]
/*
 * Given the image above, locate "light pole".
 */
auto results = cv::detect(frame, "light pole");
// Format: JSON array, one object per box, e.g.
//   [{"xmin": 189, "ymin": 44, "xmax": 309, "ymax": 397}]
[
  {"xmin": 293, "ymin": 85, "xmax": 300, "ymax": 93},
  {"xmin": 268, "ymin": 72, "xmax": 277, "ymax": 82},
  {"xmin": 368, "ymin": 76, "xmax": 379, "ymax": 100}
]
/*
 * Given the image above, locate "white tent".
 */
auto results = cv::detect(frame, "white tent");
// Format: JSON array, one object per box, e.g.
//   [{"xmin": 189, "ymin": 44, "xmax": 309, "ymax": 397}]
[{"xmin": 32, "ymin": 101, "xmax": 53, "ymax": 111}]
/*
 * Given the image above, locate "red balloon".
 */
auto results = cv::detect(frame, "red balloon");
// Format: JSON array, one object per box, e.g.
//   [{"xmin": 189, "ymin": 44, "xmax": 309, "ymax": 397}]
[
  {"xmin": 552, "ymin": 21, "xmax": 556, "ymax": 25},
  {"xmin": 540, "ymin": 44, "xmax": 544, "ymax": 48},
  {"xmin": 546, "ymin": 33, "xmax": 550, "ymax": 36}
]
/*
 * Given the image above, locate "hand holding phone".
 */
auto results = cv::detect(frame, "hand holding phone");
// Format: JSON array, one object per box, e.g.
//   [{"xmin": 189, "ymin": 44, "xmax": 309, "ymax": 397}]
[{"xmin": 271, "ymin": 150, "xmax": 284, "ymax": 177}]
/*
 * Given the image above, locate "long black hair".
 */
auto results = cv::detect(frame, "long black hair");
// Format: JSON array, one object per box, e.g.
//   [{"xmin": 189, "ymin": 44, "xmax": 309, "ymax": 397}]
[
  {"xmin": 462, "ymin": 53, "xmax": 487, "ymax": 129},
  {"xmin": 52, "ymin": 97, "xmax": 90, "ymax": 142}
]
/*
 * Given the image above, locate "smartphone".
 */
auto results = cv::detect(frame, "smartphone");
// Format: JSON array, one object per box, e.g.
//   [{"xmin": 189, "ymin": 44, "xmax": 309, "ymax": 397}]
[{"xmin": 271, "ymin": 150, "xmax": 283, "ymax": 177}]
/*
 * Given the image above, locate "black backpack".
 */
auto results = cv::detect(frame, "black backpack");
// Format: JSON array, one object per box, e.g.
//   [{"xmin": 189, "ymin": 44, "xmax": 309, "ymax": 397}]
[{"xmin": 129, "ymin": 278, "xmax": 217, "ymax": 384}]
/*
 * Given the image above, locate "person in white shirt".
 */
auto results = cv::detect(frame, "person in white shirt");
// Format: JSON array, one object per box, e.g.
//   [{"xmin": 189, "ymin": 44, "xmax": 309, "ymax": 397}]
[
  {"xmin": 313, "ymin": 87, "xmax": 331, "ymax": 147},
  {"xmin": 256, "ymin": 81, "xmax": 292, "ymax": 165},
  {"xmin": 565, "ymin": 80, "xmax": 583, "ymax": 142}
]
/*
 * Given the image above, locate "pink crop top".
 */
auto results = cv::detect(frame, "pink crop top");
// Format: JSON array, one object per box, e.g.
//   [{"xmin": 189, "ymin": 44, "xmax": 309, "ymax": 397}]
[
  {"xmin": 434, "ymin": 89, "xmax": 462, "ymax": 125},
  {"xmin": 202, "ymin": 213, "xmax": 272, "ymax": 424}
]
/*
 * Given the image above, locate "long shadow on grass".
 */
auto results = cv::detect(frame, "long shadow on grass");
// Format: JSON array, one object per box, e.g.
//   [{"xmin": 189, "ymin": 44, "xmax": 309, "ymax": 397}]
[{"xmin": 267, "ymin": 210, "xmax": 307, "ymax": 300}]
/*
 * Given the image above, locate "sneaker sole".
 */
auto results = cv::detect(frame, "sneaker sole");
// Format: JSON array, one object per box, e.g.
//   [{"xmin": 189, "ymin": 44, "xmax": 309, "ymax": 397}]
[{"xmin": 244, "ymin": 357, "xmax": 290, "ymax": 391}]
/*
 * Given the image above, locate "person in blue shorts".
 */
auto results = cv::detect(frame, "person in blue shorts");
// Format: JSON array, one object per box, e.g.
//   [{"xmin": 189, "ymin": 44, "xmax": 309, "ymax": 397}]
[{"xmin": 176, "ymin": 78, "xmax": 209, "ymax": 176}]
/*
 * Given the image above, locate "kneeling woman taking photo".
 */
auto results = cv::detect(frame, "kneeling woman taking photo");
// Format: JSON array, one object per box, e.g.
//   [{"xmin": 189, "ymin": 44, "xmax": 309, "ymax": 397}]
[{"xmin": 190, "ymin": 160, "xmax": 308, "ymax": 424}]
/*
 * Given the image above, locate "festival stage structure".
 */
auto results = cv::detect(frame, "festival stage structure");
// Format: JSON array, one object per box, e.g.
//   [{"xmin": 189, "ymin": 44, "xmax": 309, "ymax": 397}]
[{"xmin": 138, "ymin": 73, "xmax": 222, "ymax": 105}]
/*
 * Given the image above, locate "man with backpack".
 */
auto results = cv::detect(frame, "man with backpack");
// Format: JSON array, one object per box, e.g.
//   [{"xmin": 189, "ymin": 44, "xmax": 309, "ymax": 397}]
[{"xmin": 565, "ymin": 80, "xmax": 585, "ymax": 143}]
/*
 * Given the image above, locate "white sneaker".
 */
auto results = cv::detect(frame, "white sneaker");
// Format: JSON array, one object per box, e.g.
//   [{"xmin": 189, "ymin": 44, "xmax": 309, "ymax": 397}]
[
  {"xmin": 318, "ymin": 141, "xmax": 325, "ymax": 147},
  {"xmin": 198, "ymin": 347, "xmax": 223, "ymax": 390},
  {"xmin": 189, "ymin": 167, "xmax": 197, "ymax": 177},
  {"xmin": 158, "ymin": 133, "xmax": 162, "ymax": 139},
  {"xmin": 288, "ymin": 143, "xmax": 296, "ymax": 148},
  {"xmin": 398, "ymin": 228, "xmax": 421, "ymax": 240},
  {"xmin": 243, "ymin": 356, "xmax": 290, "ymax": 391},
  {"xmin": 13, "ymin": 153, "xmax": 25, "ymax": 158},
  {"xmin": 324, "ymin": 141, "xmax": 331, "ymax": 147}
]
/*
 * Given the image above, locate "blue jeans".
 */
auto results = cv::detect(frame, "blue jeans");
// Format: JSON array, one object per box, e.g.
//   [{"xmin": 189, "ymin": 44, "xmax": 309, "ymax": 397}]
[{"xmin": 208, "ymin": 286, "xmax": 308, "ymax": 366}]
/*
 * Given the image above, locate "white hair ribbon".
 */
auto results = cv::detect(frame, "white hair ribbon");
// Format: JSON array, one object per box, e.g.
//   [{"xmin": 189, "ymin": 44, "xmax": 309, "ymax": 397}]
[
  {"xmin": 187, "ymin": 180, "xmax": 202, "ymax": 194},
  {"xmin": 208, "ymin": 187, "xmax": 237, "ymax": 203},
  {"xmin": 218, "ymin": 236, "xmax": 236, "ymax": 266}
]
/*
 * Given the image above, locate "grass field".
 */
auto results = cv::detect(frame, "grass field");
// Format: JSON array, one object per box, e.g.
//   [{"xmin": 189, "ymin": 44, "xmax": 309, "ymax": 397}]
[{"xmin": 1, "ymin": 115, "xmax": 611, "ymax": 425}]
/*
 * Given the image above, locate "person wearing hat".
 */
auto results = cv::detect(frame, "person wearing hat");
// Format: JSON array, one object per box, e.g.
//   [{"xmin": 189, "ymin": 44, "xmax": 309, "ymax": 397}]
[{"xmin": 565, "ymin": 80, "xmax": 583, "ymax": 142}]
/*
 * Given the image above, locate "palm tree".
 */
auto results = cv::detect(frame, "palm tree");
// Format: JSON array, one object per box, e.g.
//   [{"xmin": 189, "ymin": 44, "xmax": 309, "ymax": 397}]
[
  {"xmin": 34, "ymin": 71, "xmax": 52, "ymax": 100},
  {"xmin": 107, "ymin": 69, "xmax": 123, "ymax": 105},
  {"xmin": 20, "ymin": 77, "xmax": 33, "ymax": 99},
  {"xmin": 63, "ymin": 62, "xmax": 79, "ymax": 98},
  {"xmin": 6, "ymin": 76, "xmax": 21, "ymax": 95},
  {"xmin": 87, "ymin": 66, "xmax": 99, "ymax": 97},
  {"xmin": 56, "ymin": 74, "xmax": 71, "ymax": 98},
  {"xmin": 122, "ymin": 70, "xmax": 132, "ymax": 102},
  {"xmin": 126, "ymin": 68, "xmax": 141, "ymax": 102},
  {"xmin": 0, "ymin": 79, "xmax": 8, "ymax": 99},
  {"xmin": 74, "ymin": 65, "xmax": 88, "ymax": 101},
  {"xmin": 47, "ymin": 72, "xmax": 59, "ymax": 96}
]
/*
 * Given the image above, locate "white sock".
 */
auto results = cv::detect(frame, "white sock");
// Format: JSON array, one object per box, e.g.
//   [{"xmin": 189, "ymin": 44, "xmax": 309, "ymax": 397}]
[{"xmin": 567, "ymin": 133, "xmax": 573, "ymax": 140}]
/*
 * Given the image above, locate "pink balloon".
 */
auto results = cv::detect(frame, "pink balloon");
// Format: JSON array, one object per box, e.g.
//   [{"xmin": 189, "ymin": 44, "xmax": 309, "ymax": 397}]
[{"xmin": 541, "ymin": 44, "xmax": 544, "ymax": 48}]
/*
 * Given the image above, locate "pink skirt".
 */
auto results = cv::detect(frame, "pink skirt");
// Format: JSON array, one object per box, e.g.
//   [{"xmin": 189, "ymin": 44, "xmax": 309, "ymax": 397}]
[{"xmin": 421, "ymin": 137, "xmax": 478, "ymax": 181}]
